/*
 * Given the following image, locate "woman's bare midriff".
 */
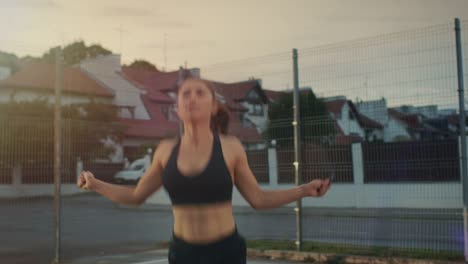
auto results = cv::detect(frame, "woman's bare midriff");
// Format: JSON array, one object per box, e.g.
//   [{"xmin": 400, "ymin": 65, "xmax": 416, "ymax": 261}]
[{"xmin": 172, "ymin": 201, "xmax": 236, "ymax": 244}]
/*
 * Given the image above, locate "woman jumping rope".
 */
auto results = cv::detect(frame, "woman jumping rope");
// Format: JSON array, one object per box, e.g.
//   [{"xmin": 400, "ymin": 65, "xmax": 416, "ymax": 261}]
[{"xmin": 77, "ymin": 77, "xmax": 331, "ymax": 264}]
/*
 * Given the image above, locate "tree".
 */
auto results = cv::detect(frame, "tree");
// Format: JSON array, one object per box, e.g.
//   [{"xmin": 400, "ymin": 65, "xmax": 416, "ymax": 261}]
[
  {"xmin": 265, "ymin": 90, "xmax": 335, "ymax": 144},
  {"xmin": 0, "ymin": 51, "xmax": 20, "ymax": 73},
  {"xmin": 127, "ymin": 59, "xmax": 158, "ymax": 71},
  {"xmin": 42, "ymin": 41, "xmax": 112, "ymax": 65},
  {"xmin": 0, "ymin": 100, "xmax": 126, "ymax": 170}
]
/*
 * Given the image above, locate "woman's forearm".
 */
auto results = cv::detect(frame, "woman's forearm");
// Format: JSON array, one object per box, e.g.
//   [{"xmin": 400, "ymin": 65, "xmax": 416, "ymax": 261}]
[
  {"xmin": 91, "ymin": 179, "xmax": 142, "ymax": 206},
  {"xmin": 256, "ymin": 185, "xmax": 305, "ymax": 210}
]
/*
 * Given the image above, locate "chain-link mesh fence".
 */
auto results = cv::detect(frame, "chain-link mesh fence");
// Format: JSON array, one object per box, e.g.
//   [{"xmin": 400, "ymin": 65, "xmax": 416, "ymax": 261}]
[
  {"xmin": 298, "ymin": 22, "xmax": 463, "ymax": 257},
  {"xmin": 0, "ymin": 20, "xmax": 467, "ymax": 263}
]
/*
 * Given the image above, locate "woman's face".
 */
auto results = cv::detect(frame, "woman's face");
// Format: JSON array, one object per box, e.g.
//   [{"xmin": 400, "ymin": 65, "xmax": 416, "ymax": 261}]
[{"xmin": 177, "ymin": 79, "xmax": 216, "ymax": 124}]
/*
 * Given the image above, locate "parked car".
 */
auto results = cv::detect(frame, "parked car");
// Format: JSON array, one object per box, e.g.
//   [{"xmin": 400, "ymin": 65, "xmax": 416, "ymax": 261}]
[{"xmin": 113, "ymin": 158, "xmax": 148, "ymax": 184}]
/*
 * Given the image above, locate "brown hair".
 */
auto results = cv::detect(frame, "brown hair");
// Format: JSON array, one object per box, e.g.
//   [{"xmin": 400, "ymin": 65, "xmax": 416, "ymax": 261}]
[{"xmin": 177, "ymin": 78, "xmax": 230, "ymax": 134}]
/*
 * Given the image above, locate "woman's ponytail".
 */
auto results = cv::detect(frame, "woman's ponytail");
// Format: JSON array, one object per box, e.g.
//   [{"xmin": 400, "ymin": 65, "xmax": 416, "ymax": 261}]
[{"xmin": 210, "ymin": 103, "xmax": 230, "ymax": 134}]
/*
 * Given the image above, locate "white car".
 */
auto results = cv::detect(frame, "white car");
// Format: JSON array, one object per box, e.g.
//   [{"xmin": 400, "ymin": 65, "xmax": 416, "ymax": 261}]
[{"xmin": 114, "ymin": 158, "xmax": 148, "ymax": 184}]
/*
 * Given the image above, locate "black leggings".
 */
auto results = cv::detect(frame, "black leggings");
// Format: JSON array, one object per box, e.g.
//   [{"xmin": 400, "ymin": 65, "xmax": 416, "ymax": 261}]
[{"xmin": 168, "ymin": 227, "xmax": 246, "ymax": 264}]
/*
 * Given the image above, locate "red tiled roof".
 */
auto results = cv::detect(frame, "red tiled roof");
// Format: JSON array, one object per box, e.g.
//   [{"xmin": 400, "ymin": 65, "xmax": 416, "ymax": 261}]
[
  {"xmin": 208, "ymin": 80, "xmax": 261, "ymax": 112},
  {"xmin": 141, "ymin": 95, "xmax": 179, "ymax": 125},
  {"xmin": 121, "ymin": 67, "xmax": 261, "ymax": 142},
  {"xmin": 122, "ymin": 67, "xmax": 189, "ymax": 104},
  {"xmin": 388, "ymin": 108, "xmax": 422, "ymax": 129},
  {"xmin": 119, "ymin": 118, "xmax": 178, "ymax": 139},
  {"xmin": 264, "ymin": 89, "xmax": 286, "ymax": 102},
  {"xmin": 118, "ymin": 93, "xmax": 179, "ymax": 139},
  {"xmin": 325, "ymin": 99, "xmax": 347, "ymax": 117},
  {"xmin": 122, "ymin": 66, "xmax": 176, "ymax": 90},
  {"xmin": 210, "ymin": 80, "xmax": 261, "ymax": 101},
  {"xmin": 0, "ymin": 62, "xmax": 114, "ymax": 97},
  {"xmin": 122, "ymin": 66, "xmax": 193, "ymax": 91},
  {"xmin": 146, "ymin": 89, "xmax": 175, "ymax": 104},
  {"xmin": 357, "ymin": 113, "xmax": 383, "ymax": 129}
]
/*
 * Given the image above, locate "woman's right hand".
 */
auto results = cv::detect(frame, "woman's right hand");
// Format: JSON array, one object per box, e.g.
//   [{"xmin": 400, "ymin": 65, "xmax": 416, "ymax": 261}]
[{"xmin": 77, "ymin": 171, "xmax": 96, "ymax": 191}]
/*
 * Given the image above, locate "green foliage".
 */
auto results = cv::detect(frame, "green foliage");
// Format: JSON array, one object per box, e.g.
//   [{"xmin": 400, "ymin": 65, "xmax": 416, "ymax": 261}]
[
  {"xmin": 0, "ymin": 51, "xmax": 20, "ymax": 73},
  {"xmin": 0, "ymin": 100, "xmax": 125, "ymax": 167},
  {"xmin": 127, "ymin": 59, "xmax": 158, "ymax": 71},
  {"xmin": 42, "ymin": 41, "xmax": 112, "ymax": 65},
  {"xmin": 265, "ymin": 90, "xmax": 335, "ymax": 143}
]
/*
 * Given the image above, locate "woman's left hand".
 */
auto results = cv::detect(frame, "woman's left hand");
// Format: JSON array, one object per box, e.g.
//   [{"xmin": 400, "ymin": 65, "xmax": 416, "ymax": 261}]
[{"xmin": 301, "ymin": 178, "xmax": 331, "ymax": 197}]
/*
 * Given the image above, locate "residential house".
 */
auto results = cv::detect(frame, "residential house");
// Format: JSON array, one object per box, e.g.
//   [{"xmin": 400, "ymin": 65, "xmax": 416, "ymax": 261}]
[
  {"xmin": 79, "ymin": 54, "xmax": 189, "ymax": 161},
  {"xmin": 393, "ymin": 105, "xmax": 438, "ymax": 119},
  {"xmin": 0, "ymin": 61, "xmax": 114, "ymax": 105},
  {"xmin": 121, "ymin": 67, "xmax": 264, "ymax": 151},
  {"xmin": 210, "ymin": 81, "xmax": 265, "ymax": 150},
  {"xmin": 388, "ymin": 108, "xmax": 450, "ymax": 140},
  {"xmin": 0, "ymin": 61, "xmax": 124, "ymax": 162},
  {"xmin": 210, "ymin": 79, "xmax": 269, "ymax": 133},
  {"xmin": 119, "ymin": 65, "xmax": 191, "ymax": 158},
  {"xmin": 392, "ymin": 104, "xmax": 457, "ymax": 139},
  {"xmin": 425, "ymin": 116, "xmax": 458, "ymax": 138},
  {"xmin": 263, "ymin": 89, "xmax": 285, "ymax": 103},
  {"xmin": 80, "ymin": 54, "xmax": 150, "ymax": 120},
  {"xmin": 356, "ymin": 98, "xmax": 411, "ymax": 142},
  {"xmin": 322, "ymin": 96, "xmax": 374, "ymax": 144}
]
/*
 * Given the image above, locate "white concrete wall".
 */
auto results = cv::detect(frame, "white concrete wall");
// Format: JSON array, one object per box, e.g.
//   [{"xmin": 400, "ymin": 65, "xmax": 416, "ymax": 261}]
[
  {"xmin": 0, "ymin": 184, "xmax": 85, "ymax": 198},
  {"xmin": 145, "ymin": 182, "xmax": 462, "ymax": 209},
  {"xmin": 1, "ymin": 142, "xmax": 463, "ymax": 209},
  {"xmin": 145, "ymin": 143, "xmax": 464, "ymax": 209},
  {"xmin": 80, "ymin": 54, "xmax": 150, "ymax": 120},
  {"xmin": 1, "ymin": 180, "xmax": 460, "ymax": 209}
]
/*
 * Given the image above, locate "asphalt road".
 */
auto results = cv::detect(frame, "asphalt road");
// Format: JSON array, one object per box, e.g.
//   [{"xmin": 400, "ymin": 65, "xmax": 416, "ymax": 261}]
[{"xmin": 0, "ymin": 193, "xmax": 463, "ymax": 263}]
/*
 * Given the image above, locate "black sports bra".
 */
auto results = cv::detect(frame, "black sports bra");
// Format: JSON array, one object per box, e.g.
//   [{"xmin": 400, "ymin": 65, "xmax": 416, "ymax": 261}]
[{"xmin": 161, "ymin": 134, "xmax": 233, "ymax": 205}]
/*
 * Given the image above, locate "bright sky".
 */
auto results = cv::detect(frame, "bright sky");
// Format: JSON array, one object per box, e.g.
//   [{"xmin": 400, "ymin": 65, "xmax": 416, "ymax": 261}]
[
  {"xmin": 1, "ymin": 0, "xmax": 467, "ymax": 109},
  {"xmin": 1, "ymin": 0, "xmax": 467, "ymax": 70}
]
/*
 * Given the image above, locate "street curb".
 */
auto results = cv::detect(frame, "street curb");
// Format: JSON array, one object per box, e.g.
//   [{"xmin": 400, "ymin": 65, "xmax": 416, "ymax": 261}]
[
  {"xmin": 247, "ymin": 249, "xmax": 462, "ymax": 264},
  {"xmin": 135, "ymin": 248, "xmax": 462, "ymax": 264}
]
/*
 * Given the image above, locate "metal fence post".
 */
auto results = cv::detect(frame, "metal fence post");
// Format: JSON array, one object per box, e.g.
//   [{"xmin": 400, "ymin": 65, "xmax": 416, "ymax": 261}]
[
  {"xmin": 53, "ymin": 46, "xmax": 63, "ymax": 264},
  {"xmin": 454, "ymin": 18, "xmax": 468, "ymax": 263},
  {"xmin": 292, "ymin": 48, "xmax": 303, "ymax": 251}
]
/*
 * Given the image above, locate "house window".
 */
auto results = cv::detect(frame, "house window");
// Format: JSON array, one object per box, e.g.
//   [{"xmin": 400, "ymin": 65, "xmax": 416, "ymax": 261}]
[
  {"xmin": 239, "ymin": 113, "xmax": 255, "ymax": 128},
  {"xmin": 252, "ymin": 104, "xmax": 264, "ymax": 116},
  {"xmin": 161, "ymin": 105, "xmax": 169, "ymax": 118},
  {"xmin": 365, "ymin": 130, "xmax": 371, "ymax": 141},
  {"xmin": 349, "ymin": 111, "xmax": 355, "ymax": 120},
  {"xmin": 247, "ymin": 90, "xmax": 260, "ymax": 101},
  {"xmin": 161, "ymin": 105, "xmax": 177, "ymax": 121}
]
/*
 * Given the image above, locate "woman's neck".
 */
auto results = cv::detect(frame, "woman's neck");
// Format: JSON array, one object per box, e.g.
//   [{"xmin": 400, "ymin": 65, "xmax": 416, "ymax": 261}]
[{"xmin": 182, "ymin": 123, "xmax": 213, "ymax": 147}]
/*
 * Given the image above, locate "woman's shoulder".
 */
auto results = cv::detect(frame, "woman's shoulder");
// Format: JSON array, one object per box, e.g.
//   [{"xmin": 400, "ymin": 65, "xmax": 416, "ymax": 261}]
[
  {"xmin": 219, "ymin": 134, "xmax": 243, "ymax": 151},
  {"xmin": 154, "ymin": 137, "xmax": 179, "ymax": 155}
]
